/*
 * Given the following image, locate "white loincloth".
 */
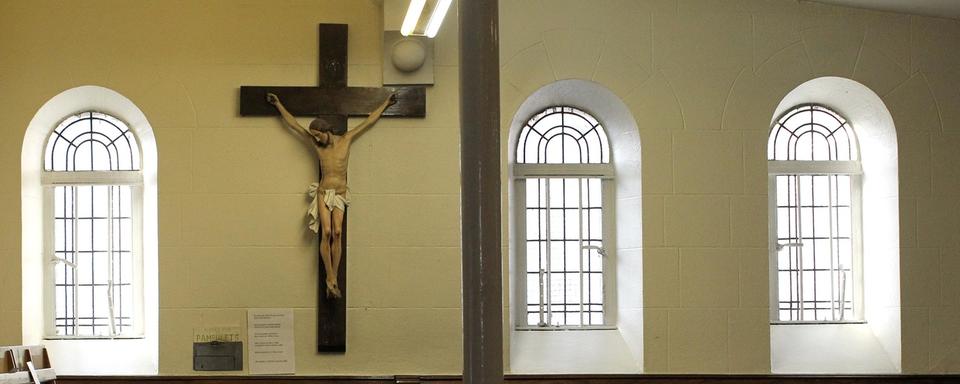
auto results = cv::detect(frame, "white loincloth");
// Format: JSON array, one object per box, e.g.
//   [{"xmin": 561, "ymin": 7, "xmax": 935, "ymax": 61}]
[{"xmin": 306, "ymin": 183, "xmax": 351, "ymax": 233}]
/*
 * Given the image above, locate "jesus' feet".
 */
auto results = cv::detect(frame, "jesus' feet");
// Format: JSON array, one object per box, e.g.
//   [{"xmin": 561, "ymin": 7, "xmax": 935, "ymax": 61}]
[{"xmin": 325, "ymin": 280, "xmax": 343, "ymax": 299}]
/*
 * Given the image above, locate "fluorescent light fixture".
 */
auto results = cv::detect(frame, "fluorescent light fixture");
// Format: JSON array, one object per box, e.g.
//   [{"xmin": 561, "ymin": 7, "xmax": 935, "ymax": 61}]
[
  {"xmin": 424, "ymin": 0, "xmax": 452, "ymax": 38},
  {"xmin": 401, "ymin": 0, "xmax": 426, "ymax": 36},
  {"xmin": 399, "ymin": 0, "xmax": 450, "ymax": 38}
]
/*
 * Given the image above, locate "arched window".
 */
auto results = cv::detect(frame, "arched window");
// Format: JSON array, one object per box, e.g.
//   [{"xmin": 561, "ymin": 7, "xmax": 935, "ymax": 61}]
[
  {"xmin": 43, "ymin": 112, "xmax": 145, "ymax": 337},
  {"xmin": 767, "ymin": 78, "xmax": 900, "ymax": 374},
  {"xmin": 514, "ymin": 106, "xmax": 613, "ymax": 328},
  {"xmin": 508, "ymin": 80, "xmax": 642, "ymax": 373},
  {"xmin": 768, "ymin": 105, "xmax": 862, "ymax": 322},
  {"xmin": 22, "ymin": 86, "xmax": 158, "ymax": 374}
]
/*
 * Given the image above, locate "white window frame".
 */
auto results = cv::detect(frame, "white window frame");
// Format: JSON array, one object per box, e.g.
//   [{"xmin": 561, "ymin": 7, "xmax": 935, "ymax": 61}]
[
  {"xmin": 40, "ymin": 114, "xmax": 146, "ymax": 340},
  {"xmin": 512, "ymin": 108, "xmax": 617, "ymax": 331},
  {"xmin": 767, "ymin": 105, "xmax": 865, "ymax": 324}
]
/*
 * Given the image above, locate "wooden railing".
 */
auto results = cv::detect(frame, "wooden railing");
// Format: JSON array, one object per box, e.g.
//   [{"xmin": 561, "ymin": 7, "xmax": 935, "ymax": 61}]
[{"xmin": 58, "ymin": 374, "xmax": 960, "ymax": 384}]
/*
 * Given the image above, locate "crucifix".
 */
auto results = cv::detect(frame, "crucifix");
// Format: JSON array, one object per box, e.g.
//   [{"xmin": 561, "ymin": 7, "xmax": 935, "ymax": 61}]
[{"xmin": 239, "ymin": 24, "xmax": 426, "ymax": 353}]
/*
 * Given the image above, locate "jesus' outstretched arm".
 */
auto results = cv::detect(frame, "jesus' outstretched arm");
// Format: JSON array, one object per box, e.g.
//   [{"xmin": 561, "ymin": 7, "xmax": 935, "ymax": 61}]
[
  {"xmin": 266, "ymin": 93, "xmax": 329, "ymax": 144},
  {"xmin": 343, "ymin": 93, "xmax": 397, "ymax": 141}
]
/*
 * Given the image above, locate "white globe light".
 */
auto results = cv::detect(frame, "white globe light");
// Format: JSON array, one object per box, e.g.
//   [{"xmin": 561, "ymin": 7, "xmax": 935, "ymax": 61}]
[{"xmin": 391, "ymin": 38, "xmax": 427, "ymax": 73}]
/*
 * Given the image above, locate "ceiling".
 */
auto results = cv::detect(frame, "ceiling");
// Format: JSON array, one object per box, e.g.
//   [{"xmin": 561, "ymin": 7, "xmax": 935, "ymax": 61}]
[{"xmin": 813, "ymin": 0, "xmax": 960, "ymax": 20}]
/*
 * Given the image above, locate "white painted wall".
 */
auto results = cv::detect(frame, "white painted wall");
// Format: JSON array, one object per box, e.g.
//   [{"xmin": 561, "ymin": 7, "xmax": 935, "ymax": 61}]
[
  {"xmin": 511, "ymin": 330, "xmax": 638, "ymax": 373},
  {"xmin": 771, "ymin": 324, "xmax": 897, "ymax": 373}
]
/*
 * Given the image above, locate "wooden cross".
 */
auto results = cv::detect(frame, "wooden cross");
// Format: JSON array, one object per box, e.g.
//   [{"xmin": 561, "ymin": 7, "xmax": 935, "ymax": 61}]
[{"xmin": 239, "ymin": 24, "xmax": 426, "ymax": 353}]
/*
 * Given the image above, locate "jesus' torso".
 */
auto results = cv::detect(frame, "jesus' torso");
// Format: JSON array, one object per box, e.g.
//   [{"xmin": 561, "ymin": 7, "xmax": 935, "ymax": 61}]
[{"xmin": 315, "ymin": 135, "xmax": 352, "ymax": 194}]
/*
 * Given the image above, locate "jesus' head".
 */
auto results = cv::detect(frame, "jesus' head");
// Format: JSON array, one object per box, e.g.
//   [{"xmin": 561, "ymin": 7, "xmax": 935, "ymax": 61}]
[{"xmin": 308, "ymin": 117, "xmax": 337, "ymax": 144}]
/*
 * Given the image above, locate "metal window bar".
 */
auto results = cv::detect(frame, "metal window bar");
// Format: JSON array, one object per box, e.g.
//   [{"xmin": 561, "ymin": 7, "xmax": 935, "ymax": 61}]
[
  {"xmin": 107, "ymin": 186, "xmax": 117, "ymax": 336},
  {"xmin": 577, "ymin": 183, "xmax": 583, "ymax": 326},
  {"xmin": 544, "ymin": 179, "xmax": 552, "ymax": 326},
  {"xmin": 526, "ymin": 177, "xmax": 604, "ymax": 327},
  {"xmin": 114, "ymin": 185, "xmax": 124, "ymax": 334},
  {"xmin": 840, "ymin": 266, "xmax": 848, "ymax": 321},
  {"xmin": 829, "ymin": 175, "xmax": 836, "ymax": 320},
  {"xmin": 52, "ymin": 185, "xmax": 132, "ymax": 337},
  {"xmin": 776, "ymin": 175, "xmax": 854, "ymax": 322},
  {"xmin": 795, "ymin": 175, "xmax": 803, "ymax": 320},
  {"xmin": 72, "ymin": 186, "xmax": 80, "ymax": 335}
]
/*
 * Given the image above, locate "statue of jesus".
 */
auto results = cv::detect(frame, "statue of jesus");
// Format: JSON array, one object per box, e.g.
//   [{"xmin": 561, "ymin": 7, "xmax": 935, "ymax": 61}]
[{"xmin": 267, "ymin": 92, "xmax": 397, "ymax": 299}]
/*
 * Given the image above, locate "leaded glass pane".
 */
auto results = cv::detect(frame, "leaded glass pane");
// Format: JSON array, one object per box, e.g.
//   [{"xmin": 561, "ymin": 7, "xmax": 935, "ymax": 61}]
[
  {"xmin": 44, "ymin": 112, "xmax": 141, "ymax": 172},
  {"xmin": 768, "ymin": 105, "xmax": 857, "ymax": 161},
  {"xmin": 517, "ymin": 107, "xmax": 610, "ymax": 164}
]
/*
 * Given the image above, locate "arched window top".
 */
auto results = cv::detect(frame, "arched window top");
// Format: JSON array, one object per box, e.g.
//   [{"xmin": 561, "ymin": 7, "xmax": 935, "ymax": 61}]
[
  {"xmin": 516, "ymin": 106, "xmax": 610, "ymax": 164},
  {"xmin": 768, "ymin": 105, "xmax": 858, "ymax": 161},
  {"xmin": 44, "ymin": 112, "xmax": 141, "ymax": 172}
]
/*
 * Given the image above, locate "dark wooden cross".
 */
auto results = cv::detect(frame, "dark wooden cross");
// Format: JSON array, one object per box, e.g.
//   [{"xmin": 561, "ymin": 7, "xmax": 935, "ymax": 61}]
[{"xmin": 239, "ymin": 24, "xmax": 426, "ymax": 353}]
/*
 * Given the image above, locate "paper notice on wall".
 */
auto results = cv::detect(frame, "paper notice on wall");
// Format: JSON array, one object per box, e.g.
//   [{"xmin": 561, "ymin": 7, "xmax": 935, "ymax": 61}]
[{"xmin": 247, "ymin": 308, "xmax": 296, "ymax": 374}]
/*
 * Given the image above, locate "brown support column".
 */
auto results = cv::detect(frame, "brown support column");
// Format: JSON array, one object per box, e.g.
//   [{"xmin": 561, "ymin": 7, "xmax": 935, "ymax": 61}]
[{"xmin": 459, "ymin": 0, "xmax": 503, "ymax": 383}]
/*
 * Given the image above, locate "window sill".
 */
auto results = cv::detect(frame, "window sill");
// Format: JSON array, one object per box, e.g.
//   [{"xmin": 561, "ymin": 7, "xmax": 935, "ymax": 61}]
[
  {"xmin": 44, "ymin": 335, "xmax": 145, "ymax": 341},
  {"xmin": 510, "ymin": 327, "xmax": 640, "ymax": 373},
  {"xmin": 515, "ymin": 325, "xmax": 617, "ymax": 331},
  {"xmin": 40, "ymin": 337, "xmax": 158, "ymax": 374},
  {"xmin": 770, "ymin": 320, "xmax": 866, "ymax": 325}
]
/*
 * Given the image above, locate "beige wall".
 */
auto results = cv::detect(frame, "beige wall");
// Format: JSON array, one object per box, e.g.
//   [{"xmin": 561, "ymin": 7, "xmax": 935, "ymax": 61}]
[
  {"xmin": 0, "ymin": 0, "xmax": 958, "ymax": 376},
  {"xmin": 498, "ymin": 0, "xmax": 960, "ymax": 374},
  {"xmin": 0, "ymin": 0, "xmax": 462, "ymax": 375}
]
